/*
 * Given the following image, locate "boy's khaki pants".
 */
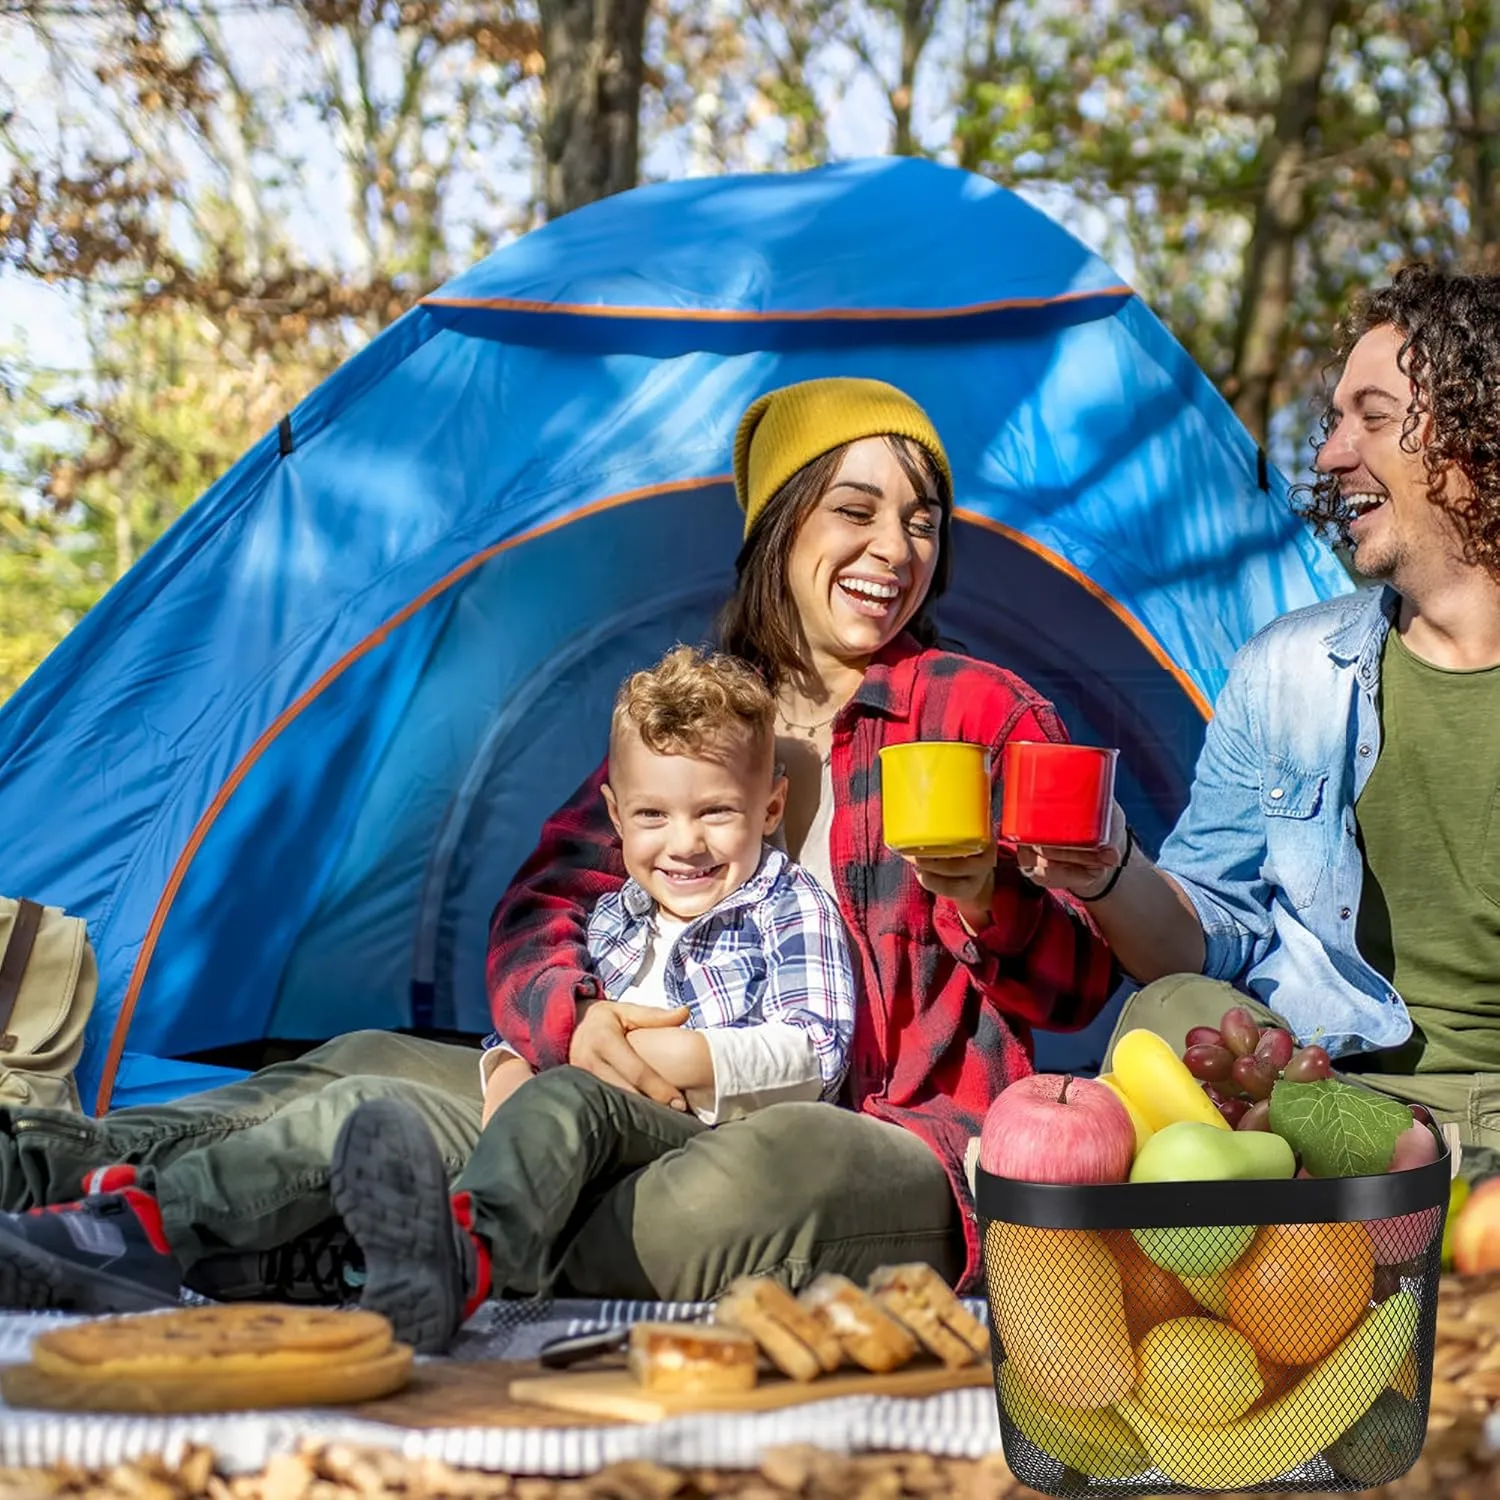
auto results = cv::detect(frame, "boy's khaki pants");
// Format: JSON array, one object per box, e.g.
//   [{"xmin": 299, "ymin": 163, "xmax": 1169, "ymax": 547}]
[{"xmin": 1104, "ymin": 974, "xmax": 1500, "ymax": 1181}]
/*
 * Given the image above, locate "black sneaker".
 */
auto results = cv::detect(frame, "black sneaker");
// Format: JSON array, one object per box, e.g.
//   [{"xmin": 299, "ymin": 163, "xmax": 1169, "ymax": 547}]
[
  {"xmin": 183, "ymin": 1219, "xmax": 365, "ymax": 1306},
  {"xmin": 0, "ymin": 1191, "xmax": 182, "ymax": 1313},
  {"xmin": 329, "ymin": 1098, "xmax": 481, "ymax": 1354}
]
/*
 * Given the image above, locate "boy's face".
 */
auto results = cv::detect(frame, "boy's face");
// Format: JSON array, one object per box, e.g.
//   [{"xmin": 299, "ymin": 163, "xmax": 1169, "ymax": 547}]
[{"xmin": 602, "ymin": 729, "xmax": 788, "ymax": 920}]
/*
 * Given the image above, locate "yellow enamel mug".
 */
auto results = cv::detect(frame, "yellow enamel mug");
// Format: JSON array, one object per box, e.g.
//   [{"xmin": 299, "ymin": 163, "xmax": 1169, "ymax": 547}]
[{"xmin": 878, "ymin": 741, "xmax": 992, "ymax": 858}]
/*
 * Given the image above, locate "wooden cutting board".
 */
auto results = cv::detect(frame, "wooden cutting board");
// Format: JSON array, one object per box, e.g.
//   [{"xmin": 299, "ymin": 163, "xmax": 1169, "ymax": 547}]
[{"xmin": 508, "ymin": 1358, "xmax": 993, "ymax": 1423}]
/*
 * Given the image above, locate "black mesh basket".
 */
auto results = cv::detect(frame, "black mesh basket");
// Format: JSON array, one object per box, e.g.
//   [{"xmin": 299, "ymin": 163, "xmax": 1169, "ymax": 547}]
[{"xmin": 975, "ymin": 1141, "xmax": 1450, "ymax": 1496}]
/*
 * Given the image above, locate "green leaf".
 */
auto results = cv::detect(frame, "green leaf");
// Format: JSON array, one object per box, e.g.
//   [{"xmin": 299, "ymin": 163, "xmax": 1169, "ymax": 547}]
[{"xmin": 1268, "ymin": 1079, "xmax": 1411, "ymax": 1178}]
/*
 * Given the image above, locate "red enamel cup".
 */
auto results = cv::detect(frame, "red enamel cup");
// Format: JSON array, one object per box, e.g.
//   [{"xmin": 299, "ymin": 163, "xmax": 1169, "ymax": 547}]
[{"xmin": 1000, "ymin": 741, "xmax": 1118, "ymax": 848}]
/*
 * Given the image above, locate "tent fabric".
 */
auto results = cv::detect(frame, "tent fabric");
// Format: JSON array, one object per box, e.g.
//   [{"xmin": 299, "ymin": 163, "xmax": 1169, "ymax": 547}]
[{"xmin": 0, "ymin": 158, "xmax": 1353, "ymax": 1113}]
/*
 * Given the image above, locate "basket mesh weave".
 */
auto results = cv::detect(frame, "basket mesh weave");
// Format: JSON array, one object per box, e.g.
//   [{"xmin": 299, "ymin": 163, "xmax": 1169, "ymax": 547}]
[{"xmin": 977, "ymin": 1172, "xmax": 1445, "ymax": 1496}]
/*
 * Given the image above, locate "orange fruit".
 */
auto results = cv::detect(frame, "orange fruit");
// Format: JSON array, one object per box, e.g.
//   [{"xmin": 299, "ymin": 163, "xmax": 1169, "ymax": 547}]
[
  {"xmin": 1102, "ymin": 1229, "xmax": 1201, "ymax": 1343},
  {"xmin": 985, "ymin": 1222, "xmax": 1135, "ymax": 1408},
  {"xmin": 1225, "ymin": 1222, "xmax": 1375, "ymax": 1366}
]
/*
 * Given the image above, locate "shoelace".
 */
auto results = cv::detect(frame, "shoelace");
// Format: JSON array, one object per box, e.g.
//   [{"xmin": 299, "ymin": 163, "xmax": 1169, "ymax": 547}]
[{"xmin": 262, "ymin": 1222, "xmax": 363, "ymax": 1303}]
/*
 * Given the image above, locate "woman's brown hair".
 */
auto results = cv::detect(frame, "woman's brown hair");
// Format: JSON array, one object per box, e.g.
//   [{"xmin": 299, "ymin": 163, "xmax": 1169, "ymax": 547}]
[{"xmin": 716, "ymin": 435, "xmax": 953, "ymax": 691}]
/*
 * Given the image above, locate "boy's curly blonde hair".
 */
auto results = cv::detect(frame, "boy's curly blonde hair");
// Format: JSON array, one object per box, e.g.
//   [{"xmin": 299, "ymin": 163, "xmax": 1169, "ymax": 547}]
[{"xmin": 610, "ymin": 645, "xmax": 775, "ymax": 769}]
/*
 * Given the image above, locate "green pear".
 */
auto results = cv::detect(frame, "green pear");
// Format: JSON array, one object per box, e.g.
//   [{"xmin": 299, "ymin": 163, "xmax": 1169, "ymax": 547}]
[
  {"xmin": 1129, "ymin": 1121, "xmax": 1296, "ymax": 1185},
  {"xmin": 1128, "ymin": 1122, "xmax": 1296, "ymax": 1277}
]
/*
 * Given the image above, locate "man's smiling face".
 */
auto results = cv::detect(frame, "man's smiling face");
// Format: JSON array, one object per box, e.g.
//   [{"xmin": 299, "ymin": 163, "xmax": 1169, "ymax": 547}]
[{"xmin": 1314, "ymin": 322, "xmax": 1457, "ymax": 586}]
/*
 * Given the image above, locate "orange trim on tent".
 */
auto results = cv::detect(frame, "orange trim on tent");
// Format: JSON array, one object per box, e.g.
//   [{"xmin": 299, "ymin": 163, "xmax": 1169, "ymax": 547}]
[
  {"xmin": 94, "ymin": 481, "xmax": 1207, "ymax": 1112},
  {"xmin": 92, "ymin": 475, "xmax": 730, "ymax": 1114},
  {"xmin": 954, "ymin": 508, "xmax": 1214, "ymax": 721},
  {"xmin": 420, "ymin": 285, "xmax": 1135, "ymax": 321}
]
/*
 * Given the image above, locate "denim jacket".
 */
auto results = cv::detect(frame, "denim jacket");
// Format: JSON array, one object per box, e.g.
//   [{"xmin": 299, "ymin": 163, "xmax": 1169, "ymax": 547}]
[{"xmin": 1156, "ymin": 584, "xmax": 1415, "ymax": 1059}]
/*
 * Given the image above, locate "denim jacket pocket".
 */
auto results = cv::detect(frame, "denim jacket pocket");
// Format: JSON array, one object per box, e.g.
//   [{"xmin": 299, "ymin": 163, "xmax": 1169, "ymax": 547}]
[{"xmin": 1259, "ymin": 759, "xmax": 1329, "ymax": 912}]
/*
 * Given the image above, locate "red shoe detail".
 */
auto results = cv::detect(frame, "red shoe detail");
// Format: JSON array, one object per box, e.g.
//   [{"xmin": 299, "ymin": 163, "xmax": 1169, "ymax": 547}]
[
  {"xmin": 83, "ymin": 1165, "xmax": 138, "ymax": 1196},
  {"xmin": 120, "ymin": 1187, "xmax": 172, "ymax": 1257},
  {"xmin": 24, "ymin": 1188, "xmax": 172, "ymax": 1258},
  {"xmin": 450, "ymin": 1191, "xmax": 492, "ymax": 1319}
]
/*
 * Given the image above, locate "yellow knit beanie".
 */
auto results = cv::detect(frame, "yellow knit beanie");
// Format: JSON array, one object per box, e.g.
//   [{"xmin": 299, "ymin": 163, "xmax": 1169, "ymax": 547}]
[{"xmin": 732, "ymin": 378, "xmax": 953, "ymax": 538}]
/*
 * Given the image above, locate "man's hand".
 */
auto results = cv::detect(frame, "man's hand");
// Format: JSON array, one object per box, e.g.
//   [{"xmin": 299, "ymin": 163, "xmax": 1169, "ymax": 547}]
[
  {"xmin": 568, "ymin": 1001, "xmax": 692, "ymax": 1109},
  {"xmin": 904, "ymin": 847, "xmax": 997, "ymax": 933},
  {"xmin": 1016, "ymin": 801, "xmax": 1129, "ymax": 900}
]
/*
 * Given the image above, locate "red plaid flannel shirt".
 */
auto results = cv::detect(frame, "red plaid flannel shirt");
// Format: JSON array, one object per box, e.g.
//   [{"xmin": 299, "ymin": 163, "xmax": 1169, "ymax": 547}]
[{"xmin": 486, "ymin": 636, "xmax": 1120, "ymax": 1288}]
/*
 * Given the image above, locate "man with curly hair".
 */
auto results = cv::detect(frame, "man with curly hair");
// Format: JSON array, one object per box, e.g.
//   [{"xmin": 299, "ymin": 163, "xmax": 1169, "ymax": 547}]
[{"xmin": 1024, "ymin": 263, "xmax": 1500, "ymax": 1172}]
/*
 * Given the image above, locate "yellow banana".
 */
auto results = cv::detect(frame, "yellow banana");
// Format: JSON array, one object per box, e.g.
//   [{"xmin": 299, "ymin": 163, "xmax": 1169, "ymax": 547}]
[
  {"xmin": 1391, "ymin": 1345, "xmax": 1418, "ymax": 1401},
  {"xmin": 1097, "ymin": 1072, "xmax": 1154, "ymax": 1154},
  {"xmin": 1111, "ymin": 1029, "xmax": 1231, "ymax": 1133},
  {"xmin": 998, "ymin": 1361, "xmax": 1150, "ymax": 1479},
  {"xmin": 1117, "ymin": 1291, "xmax": 1419, "ymax": 1489}
]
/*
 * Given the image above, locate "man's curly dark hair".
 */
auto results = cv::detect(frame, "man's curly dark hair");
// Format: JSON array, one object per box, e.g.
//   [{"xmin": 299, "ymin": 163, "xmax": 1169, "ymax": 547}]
[{"xmin": 1297, "ymin": 263, "xmax": 1500, "ymax": 578}]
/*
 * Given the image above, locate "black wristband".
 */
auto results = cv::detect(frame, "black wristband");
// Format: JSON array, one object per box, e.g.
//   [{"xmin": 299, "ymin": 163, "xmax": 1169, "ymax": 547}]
[{"xmin": 1079, "ymin": 825, "xmax": 1135, "ymax": 904}]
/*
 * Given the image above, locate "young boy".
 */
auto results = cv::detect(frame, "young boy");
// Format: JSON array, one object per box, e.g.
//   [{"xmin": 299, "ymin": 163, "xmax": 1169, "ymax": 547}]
[
  {"xmin": 477, "ymin": 643, "xmax": 854, "ymax": 1126},
  {"xmin": 326, "ymin": 644, "xmax": 859, "ymax": 1350}
]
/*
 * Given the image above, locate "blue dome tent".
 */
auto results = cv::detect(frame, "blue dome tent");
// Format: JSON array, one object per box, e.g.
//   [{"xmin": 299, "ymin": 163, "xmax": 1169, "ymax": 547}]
[{"xmin": 0, "ymin": 159, "xmax": 1352, "ymax": 1114}]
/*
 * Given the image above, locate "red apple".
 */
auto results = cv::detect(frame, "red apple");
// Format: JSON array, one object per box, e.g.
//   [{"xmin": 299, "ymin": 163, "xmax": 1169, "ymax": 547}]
[
  {"xmin": 978, "ymin": 1073, "xmax": 1134, "ymax": 1185},
  {"xmin": 1364, "ymin": 1116, "xmax": 1443, "ymax": 1265},
  {"xmin": 1452, "ymin": 1176, "xmax": 1500, "ymax": 1276}
]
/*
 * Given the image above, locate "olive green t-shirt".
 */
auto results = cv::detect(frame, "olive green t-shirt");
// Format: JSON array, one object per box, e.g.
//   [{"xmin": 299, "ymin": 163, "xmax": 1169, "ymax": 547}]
[{"xmin": 1354, "ymin": 627, "xmax": 1500, "ymax": 1073}]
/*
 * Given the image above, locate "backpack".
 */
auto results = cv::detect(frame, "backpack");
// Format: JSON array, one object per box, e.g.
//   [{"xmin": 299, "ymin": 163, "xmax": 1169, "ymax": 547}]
[{"xmin": 0, "ymin": 897, "xmax": 97, "ymax": 1112}]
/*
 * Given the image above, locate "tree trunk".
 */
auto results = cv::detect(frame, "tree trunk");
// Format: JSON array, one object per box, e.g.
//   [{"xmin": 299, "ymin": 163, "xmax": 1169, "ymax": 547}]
[
  {"xmin": 891, "ymin": 0, "xmax": 938, "ymax": 156},
  {"xmin": 1227, "ymin": 0, "xmax": 1347, "ymax": 444},
  {"xmin": 539, "ymin": 0, "xmax": 648, "ymax": 220},
  {"xmin": 1462, "ymin": 0, "xmax": 1500, "ymax": 265}
]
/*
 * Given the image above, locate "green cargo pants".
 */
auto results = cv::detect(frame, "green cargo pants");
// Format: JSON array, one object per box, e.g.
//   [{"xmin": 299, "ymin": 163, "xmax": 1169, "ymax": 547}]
[
  {"xmin": 0, "ymin": 1031, "xmax": 483, "ymax": 1272},
  {"xmin": 1103, "ymin": 974, "xmax": 1500, "ymax": 1181},
  {"xmin": 0, "ymin": 1035, "xmax": 963, "ymax": 1301},
  {"xmin": 455, "ymin": 1064, "xmax": 964, "ymax": 1301}
]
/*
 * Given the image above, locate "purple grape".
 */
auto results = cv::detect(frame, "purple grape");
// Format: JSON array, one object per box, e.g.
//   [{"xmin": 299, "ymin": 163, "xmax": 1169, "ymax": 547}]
[
  {"xmin": 1254, "ymin": 1027, "xmax": 1296, "ymax": 1074},
  {"xmin": 1237, "ymin": 1099, "xmax": 1272, "ymax": 1132},
  {"xmin": 1220, "ymin": 1007, "xmax": 1261, "ymax": 1059},
  {"xmin": 1283, "ymin": 1045, "xmax": 1333, "ymax": 1083},
  {"xmin": 1232, "ymin": 1055, "xmax": 1277, "ymax": 1102},
  {"xmin": 1202, "ymin": 1082, "xmax": 1227, "ymax": 1107},
  {"xmin": 1218, "ymin": 1097, "xmax": 1250, "ymax": 1127},
  {"xmin": 1185, "ymin": 1026, "xmax": 1223, "ymax": 1051},
  {"xmin": 1184, "ymin": 1043, "xmax": 1235, "ymax": 1083}
]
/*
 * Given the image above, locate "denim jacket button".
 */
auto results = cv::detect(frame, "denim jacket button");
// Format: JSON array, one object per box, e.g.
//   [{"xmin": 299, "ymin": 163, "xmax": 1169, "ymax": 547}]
[
  {"xmin": 1269, "ymin": 786, "xmax": 1285, "ymax": 800},
  {"xmin": 1340, "ymin": 907, "xmax": 1352, "ymax": 920},
  {"xmin": 1359, "ymin": 744, "xmax": 1372, "ymax": 757}
]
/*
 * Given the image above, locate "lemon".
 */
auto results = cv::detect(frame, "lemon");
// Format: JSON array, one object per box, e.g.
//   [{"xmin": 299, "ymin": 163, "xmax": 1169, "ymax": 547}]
[{"xmin": 1135, "ymin": 1316, "xmax": 1264, "ymax": 1425}]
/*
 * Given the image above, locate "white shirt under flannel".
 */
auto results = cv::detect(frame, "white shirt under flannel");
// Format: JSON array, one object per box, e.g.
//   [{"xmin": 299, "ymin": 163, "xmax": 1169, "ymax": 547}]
[{"xmin": 481, "ymin": 845, "xmax": 856, "ymax": 1121}]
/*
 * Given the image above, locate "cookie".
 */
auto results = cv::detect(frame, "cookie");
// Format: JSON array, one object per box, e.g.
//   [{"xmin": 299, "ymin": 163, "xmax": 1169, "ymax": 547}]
[{"xmin": 31, "ymin": 1304, "xmax": 393, "ymax": 1380}]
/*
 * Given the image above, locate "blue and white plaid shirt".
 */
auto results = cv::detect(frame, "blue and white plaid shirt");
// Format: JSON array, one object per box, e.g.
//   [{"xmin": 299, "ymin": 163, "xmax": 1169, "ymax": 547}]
[{"xmin": 484, "ymin": 845, "xmax": 856, "ymax": 1099}]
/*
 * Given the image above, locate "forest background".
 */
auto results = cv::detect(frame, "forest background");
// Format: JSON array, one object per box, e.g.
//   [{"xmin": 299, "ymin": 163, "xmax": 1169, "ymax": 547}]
[{"xmin": 2, "ymin": 0, "xmax": 1496, "ymax": 701}]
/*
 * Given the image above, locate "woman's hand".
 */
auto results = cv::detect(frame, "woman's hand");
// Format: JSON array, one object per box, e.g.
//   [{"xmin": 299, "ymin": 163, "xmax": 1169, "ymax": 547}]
[
  {"xmin": 904, "ymin": 847, "xmax": 997, "ymax": 933},
  {"xmin": 1015, "ymin": 801, "xmax": 1129, "ymax": 900},
  {"xmin": 569, "ymin": 1002, "xmax": 693, "ymax": 1110}
]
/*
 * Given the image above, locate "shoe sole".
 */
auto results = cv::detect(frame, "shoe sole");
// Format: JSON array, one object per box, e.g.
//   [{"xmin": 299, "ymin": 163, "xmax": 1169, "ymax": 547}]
[
  {"xmin": 0, "ymin": 1229, "xmax": 179, "ymax": 1315},
  {"xmin": 329, "ymin": 1099, "xmax": 462, "ymax": 1355}
]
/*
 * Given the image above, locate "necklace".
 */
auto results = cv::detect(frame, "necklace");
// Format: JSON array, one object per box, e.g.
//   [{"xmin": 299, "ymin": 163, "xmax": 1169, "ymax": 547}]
[{"xmin": 777, "ymin": 706, "xmax": 839, "ymax": 738}]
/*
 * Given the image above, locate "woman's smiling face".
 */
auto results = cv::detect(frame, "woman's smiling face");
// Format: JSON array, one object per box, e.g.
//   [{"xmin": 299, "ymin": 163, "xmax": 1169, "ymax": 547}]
[{"xmin": 785, "ymin": 437, "xmax": 943, "ymax": 672}]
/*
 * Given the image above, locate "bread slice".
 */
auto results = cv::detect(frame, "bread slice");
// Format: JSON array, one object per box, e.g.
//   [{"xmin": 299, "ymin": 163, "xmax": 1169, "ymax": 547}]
[
  {"xmin": 626, "ymin": 1320, "xmax": 759, "ymax": 1394},
  {"xmin": 797, "ymin": 1273, "xmax": 918, "ymax": 1373},
  {"xmin": 867, "ymin": 1262, "xmax": 989, "ymax": 1369},
  {"xmin": 714, "ymin": 1275, "xmax": 843, "ymax": 1382}
]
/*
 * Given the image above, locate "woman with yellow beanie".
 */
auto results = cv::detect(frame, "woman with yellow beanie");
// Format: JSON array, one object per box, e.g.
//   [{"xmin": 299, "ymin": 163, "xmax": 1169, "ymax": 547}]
[
  {"xmin": 0, "ymin": 379, "xmax": 1119, "ymax": 1335},
  {"xmin": 481, "ymin": 376, "xmax": 1120, "ymax": 1304}
]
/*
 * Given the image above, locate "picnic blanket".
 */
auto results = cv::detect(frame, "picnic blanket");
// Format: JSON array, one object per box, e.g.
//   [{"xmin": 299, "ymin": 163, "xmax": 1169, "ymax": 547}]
[{"xmin": 0, "ymin": 1297, "xmax": 1005, "ymax": 1476}]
